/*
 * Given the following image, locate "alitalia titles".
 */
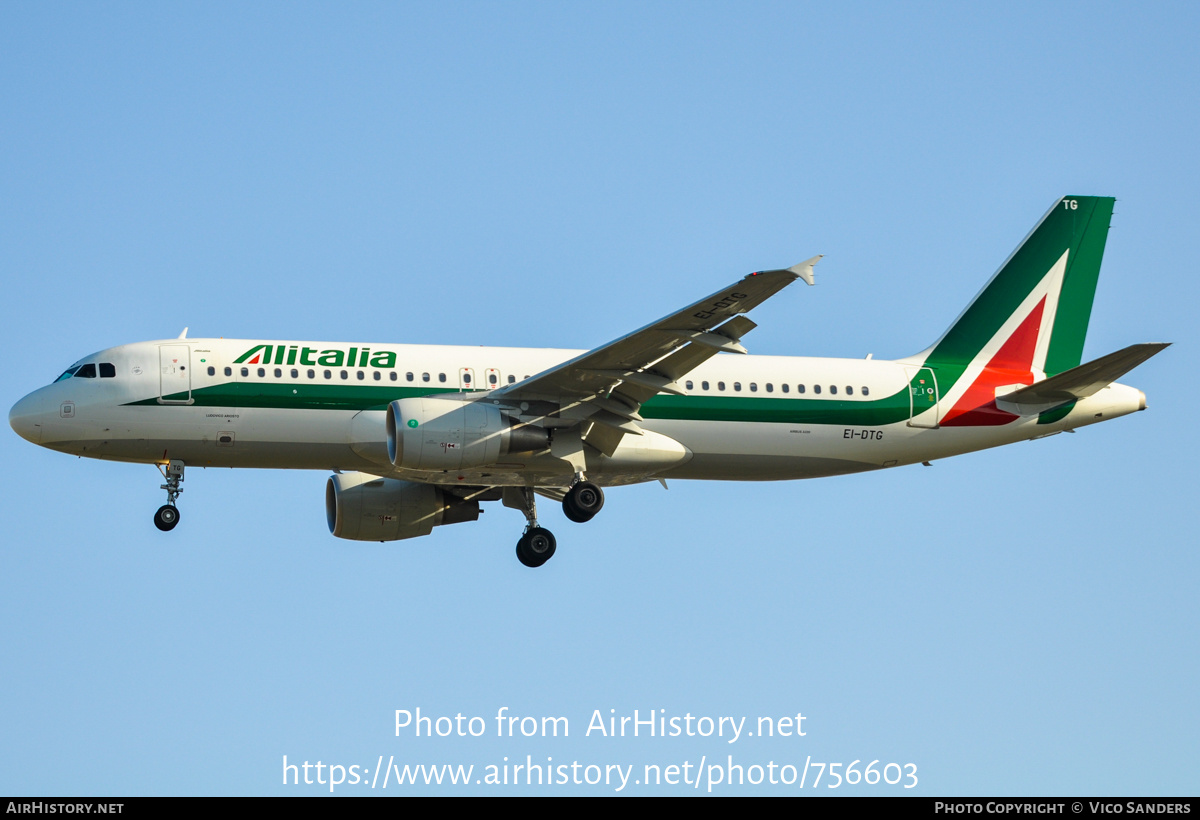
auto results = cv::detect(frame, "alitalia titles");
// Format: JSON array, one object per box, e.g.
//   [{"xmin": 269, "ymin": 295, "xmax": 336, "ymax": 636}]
[{"xmin": 234, "ymin": 344, "xmax": 397, "ymax": 369}]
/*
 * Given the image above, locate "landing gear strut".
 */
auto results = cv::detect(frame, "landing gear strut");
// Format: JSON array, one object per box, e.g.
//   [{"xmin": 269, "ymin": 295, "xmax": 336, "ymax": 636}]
[
  {"xmin": 154, "ymin": 460, "xmax": 185, "ymax": 532},
  {"xmin": 504, "ymin": 487, "xmax": 557, "ymax": 568},
  {"xmin": 502, "ymin": 477, "xmax": 605, "ymax": 567}
]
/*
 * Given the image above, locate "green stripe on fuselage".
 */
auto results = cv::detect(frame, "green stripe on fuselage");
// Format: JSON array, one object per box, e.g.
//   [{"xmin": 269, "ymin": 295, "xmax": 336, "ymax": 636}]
[
  {"xmin": 640, "ymin": 392, "xmax": 910, "ymax": 426},
  {"xmin": 128, "ymin": 381, "xmax": 914, "ymax": 425},
  {"xmin": 126, "ymin": 382, "xmax": 462, "ymax": 411}
]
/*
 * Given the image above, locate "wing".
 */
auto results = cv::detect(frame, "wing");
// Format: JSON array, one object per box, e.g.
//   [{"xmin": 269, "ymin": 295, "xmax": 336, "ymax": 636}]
[{"xmin": 490, "ymin": 256, "xmax": 821, "ymax": 456}]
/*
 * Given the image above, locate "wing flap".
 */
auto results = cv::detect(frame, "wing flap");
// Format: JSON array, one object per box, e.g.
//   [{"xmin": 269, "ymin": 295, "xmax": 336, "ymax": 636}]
[{"xmin": 582, "ymin": 421, "xmax": 626, "ymax": 458}]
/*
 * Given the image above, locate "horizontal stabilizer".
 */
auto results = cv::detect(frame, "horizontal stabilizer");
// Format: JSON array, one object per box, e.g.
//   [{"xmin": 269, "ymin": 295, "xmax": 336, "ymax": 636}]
[{"xmin": 997, "ymin": 343, "xmax": 1169, "ymax": 413}]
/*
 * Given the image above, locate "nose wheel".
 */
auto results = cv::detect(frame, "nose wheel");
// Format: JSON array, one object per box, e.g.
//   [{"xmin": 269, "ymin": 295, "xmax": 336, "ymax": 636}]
[
  {"xmin": 154, "ymin": 504, "xmax": 180, "ymax": 531},
  {"xmin": 154, "ymin": 460, "xmax": 185, "ymax": 532}
]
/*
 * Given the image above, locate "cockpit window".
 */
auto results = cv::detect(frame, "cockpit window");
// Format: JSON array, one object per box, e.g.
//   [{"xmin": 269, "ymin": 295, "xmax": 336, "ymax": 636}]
[{"xmin": 54, "ymin": 362, "xmax": 115, "ymax": 382}]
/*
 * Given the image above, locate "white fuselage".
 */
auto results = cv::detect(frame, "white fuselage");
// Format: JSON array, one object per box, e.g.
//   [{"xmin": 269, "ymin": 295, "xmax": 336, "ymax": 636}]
[{"xmin": 9, "ymin": 337, "xmax": 1146, "ymax": 490}]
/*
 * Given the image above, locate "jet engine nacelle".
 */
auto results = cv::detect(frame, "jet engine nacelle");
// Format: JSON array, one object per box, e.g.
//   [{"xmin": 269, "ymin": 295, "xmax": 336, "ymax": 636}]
[
  {"xmin": 386, "ymin": 397, "xmax": 548, "ymax": 471},
  {"xmin": 326, "ymin": 471, "xmax": 479, "ymax": 541}
]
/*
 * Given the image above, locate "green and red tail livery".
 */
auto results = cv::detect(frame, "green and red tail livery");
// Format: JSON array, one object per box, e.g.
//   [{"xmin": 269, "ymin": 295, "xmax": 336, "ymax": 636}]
[{"xmin": 918, "ymin": 196, "xmax": 1116, "ymax": 426}]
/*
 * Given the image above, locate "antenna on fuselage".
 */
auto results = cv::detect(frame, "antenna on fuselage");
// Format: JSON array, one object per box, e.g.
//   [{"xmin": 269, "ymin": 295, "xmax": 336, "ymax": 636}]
[{"xmin": 177, "ymin": 327, "xmax": 189, "ymax": 339}]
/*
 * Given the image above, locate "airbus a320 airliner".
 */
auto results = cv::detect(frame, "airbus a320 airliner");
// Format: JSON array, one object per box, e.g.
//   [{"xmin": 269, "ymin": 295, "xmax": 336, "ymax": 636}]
[{"xmin": 9, "ymin": 196, "xmax": 1166, "ymax": 567}]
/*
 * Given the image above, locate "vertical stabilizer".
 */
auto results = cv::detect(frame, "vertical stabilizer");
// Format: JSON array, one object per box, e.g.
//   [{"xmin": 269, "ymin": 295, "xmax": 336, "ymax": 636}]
[
  {"xmin": 908, "ymin": 196, "xmax": 1116, "ymax": 427},
  {"xmin": 919, "ymin": 196, "xmax": 1115, "ymax": 385}
]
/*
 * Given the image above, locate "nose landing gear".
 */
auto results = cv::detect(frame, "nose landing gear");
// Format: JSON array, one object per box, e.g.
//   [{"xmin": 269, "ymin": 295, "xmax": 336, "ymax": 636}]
[{"xmin": 154, "ymin": 460, "xmax": 185, "ymax": 532}]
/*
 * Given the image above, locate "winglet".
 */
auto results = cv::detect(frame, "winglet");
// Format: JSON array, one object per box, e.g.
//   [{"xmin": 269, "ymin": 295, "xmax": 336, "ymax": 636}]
[{"xmin": 788, "ymin": 255, "xmax": 823, "ymax": 286}]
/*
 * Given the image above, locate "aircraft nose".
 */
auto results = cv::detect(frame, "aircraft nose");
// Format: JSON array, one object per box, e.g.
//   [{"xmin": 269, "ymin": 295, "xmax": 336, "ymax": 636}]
[{"xmin": 9, "ymin": 391, "xmax": 47, "ymax": 445}]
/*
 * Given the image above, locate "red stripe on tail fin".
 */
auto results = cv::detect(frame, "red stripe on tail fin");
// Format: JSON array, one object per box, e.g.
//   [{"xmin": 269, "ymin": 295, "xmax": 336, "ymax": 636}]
[{"xmin": 941, "ymin": 297, "xmax": 1045, "ymax": 426}]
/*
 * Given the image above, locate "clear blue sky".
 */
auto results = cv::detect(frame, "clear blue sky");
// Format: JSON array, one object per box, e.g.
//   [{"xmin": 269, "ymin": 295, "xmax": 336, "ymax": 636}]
[{"xmin": 2, "ymin": 2, "xmax": 1196, "ymax": 795}]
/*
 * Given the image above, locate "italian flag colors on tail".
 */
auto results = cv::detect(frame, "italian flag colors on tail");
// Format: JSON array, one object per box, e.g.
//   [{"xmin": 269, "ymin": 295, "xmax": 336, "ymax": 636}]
[{"xmin": 917, "ymin": 196, "xmax": 1115, "ymax": 427}]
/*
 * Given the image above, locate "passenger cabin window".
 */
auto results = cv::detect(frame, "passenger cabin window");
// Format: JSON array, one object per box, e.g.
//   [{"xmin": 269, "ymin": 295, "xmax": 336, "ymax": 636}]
[
  {"xmin": 685, "ymin": 380, "xmax": 693, "ymax": 390},
  {"xmin": 274, "ymin": 368, "xmax": 282, "ymax": 378},
  {"xmin": 718, "ymin": 381, "xmax": 725, "ymax": 391},
  {"xmin": 207, "ymin": 366, "xmax": 216, "ymax": 376},
  {"xmin": 241, "ymin": 367, "xmax": 249, "ymax": 377},
  {"xmin": 307, "ymin": 369, "xmax": 315, "ymax": 379},
  {"xmin": 324, "ymin": 370, "xmax": 332, "ymax": 379},
  {"xmin": 257, "ymin": 368, "xmax": 265, "ymax": 377},
  {"xmin": 422, "ymin": 373, "xmax": 430, "ymax": 382},
  {"xmin": 291, "ymin": 369, "xmax": 299, "ymax": 378},
  {"xmin": 406, "ymin": 372, "xmax": 414, "ymax": 382},
  {"xmin": 733, "ymin": 382, "xmax": 742, "ymax": 392},
  {"xmin": 340, "ymin": 370, "xmax": 348, "ymax": 380},
  {"xmin": 373, "ymin": 371, "xmax": 381, "ymax": 381},
  {"xmin": 782, "ymin": 384, "xmax": 789, "ymax": 393},
  {"xmin": 489, "ymin": 373, "xmax": 498, "ymax": 386},
  {"xmin": 701, "ymin": 381, "xmax": 709, "ymax": 390},
  {"xmin": 463, "ymin": 373, "xmax": 472, "ymax": 385},
  {"xmin": 766, "ymin": 383, "xmax": 773, "ymax": 393},
  {"xmin": 356, "ymin": 371, "xmax": 365, "ymax": 380},
  {"xmin": 389, "ymin": 372, "xmax": 397, "ymax": 381},
  {"xmin": 750, "ymin": 383, "xmax": 758, "ymax": 392},
  {"xmin": 508, "ymin": 375, "xmax": 516, "ymax": 384},
  {"xmin": 830, "ymin": 385, "xmax": 837, "ymax": 395},
  {"xmin": 224, "ymin": 367, "xmax": 232, "ymax": 377},
  {"xmin": 846, "ymin": 386, "xmax": 853, "ymax": 396},
  {"xmin": 814, "ymin": 385, "xmax": 822, "ymax": 394},
  {"xmin": 798, "ymin": 384, "xmax": 805, "ymax": 394},
  {"xmin": 438, "ymin": 373, "xmax": 447, "ymax": 383},
  {"xmin": 862, "ymin": 386, "xmax": 870, "ymax": 396}
]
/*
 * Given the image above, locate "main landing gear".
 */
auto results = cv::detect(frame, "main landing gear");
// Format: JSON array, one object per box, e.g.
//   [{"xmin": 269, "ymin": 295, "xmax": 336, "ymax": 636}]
[
  {"xmin": 517, "ymin": 527, "xmax": 557, "ymax": 569},
  {"xmin": 507, "ymin": 487, "xmax": 557, "ymax": 568},
  {"xmin": 562, "ymin": 479, "xmax": 604, "ymax": 523},
  {"xmin": 154, "ymin": 460, "xmax": 185, "ymax": 532},
  {"xmin": 505, "ymin": 476, "xmax": 606, "ymax": 568}
]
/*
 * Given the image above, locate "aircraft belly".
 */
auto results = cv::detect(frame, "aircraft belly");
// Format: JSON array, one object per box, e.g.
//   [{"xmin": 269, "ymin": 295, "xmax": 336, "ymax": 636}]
[
  {"xmin": 666, "ymin": 453, "xmax": 879, "ymax": 481},
  {"xmin": 172, "ymin": 406, "xmax": 370, "ymax": 469},
  {"xmin": 643, "ymin": 419, "xmax": 883, "ymax": 479},
  {"xmin": 44, "ymin": 404, "xmax": 374, "ymax": 470}
]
